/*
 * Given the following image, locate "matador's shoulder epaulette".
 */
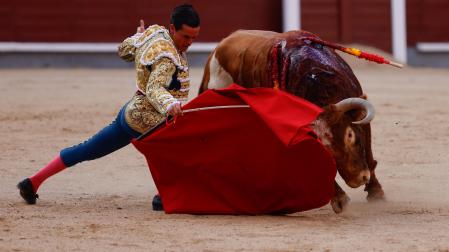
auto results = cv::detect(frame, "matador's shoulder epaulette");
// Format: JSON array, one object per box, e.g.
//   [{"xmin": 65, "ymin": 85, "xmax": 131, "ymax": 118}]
[
  {"xmin": 134, "ymin": 25, "xmax": 167, "ymax": 48},
  {"xmin": 139, "ymin": 31, "xmax": 188, "ymax": 71}
]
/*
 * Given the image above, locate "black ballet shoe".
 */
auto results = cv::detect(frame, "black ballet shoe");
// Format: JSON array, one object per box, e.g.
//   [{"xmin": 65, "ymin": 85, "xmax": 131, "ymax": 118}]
[
  {"xmin": 17, "ymin": 178, "xmax": 39, "ymax": 204},
  {"xmin": 152, "ymin": 194, "xmax": 164, "ymax": 211}
]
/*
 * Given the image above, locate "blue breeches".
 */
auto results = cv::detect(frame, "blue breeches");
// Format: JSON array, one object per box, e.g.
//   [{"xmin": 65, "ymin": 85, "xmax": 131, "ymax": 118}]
[{"xmin": 60, "ymin": 106, "xmax": 141, "ymax": 167}]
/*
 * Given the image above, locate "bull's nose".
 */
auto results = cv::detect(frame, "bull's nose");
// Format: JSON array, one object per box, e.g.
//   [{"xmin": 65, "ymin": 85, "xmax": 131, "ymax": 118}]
[
  {"xmin": 347, "ymin": 171, "xmax": 371, "ymax": 188},
  {"xmin": 359, "ymin": 170, "xmax": 370, "ymax": 184},
  {"xmin": 362, "ymin": 175, "xmax": 369, "ymax": 183}
]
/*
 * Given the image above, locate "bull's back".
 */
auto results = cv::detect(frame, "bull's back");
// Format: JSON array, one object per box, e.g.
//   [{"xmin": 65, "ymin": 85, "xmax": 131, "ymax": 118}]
[
  {"xmin": 214, "ymin": 30, "xmax": 280, "ymax": 87},
  {"xmin": 202, "ymin": 29, "xmax": 363, "ymax": 106}
]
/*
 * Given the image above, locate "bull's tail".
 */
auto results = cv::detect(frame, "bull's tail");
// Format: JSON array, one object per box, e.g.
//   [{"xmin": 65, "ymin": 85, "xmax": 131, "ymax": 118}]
[{"xmin": 198, "ymin": 49, "xmax": 215, "ymax": 95}]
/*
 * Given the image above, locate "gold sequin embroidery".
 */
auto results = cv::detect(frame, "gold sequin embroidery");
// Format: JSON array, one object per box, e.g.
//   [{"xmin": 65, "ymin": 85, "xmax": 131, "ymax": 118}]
[
  {"xmin": 122, "ymin": 24, "xmax": 190, "ymax": 133},
  {"xmin": 125, "ymin": 95, "xmax": 165, "ymax": 133},
  {"xmin": 118, "ymin": 35, "xmax": 140, "ymax": 62},
  {"xmin": 134, "ymin": 25, "xmax": 166, "ymax": 47},
  {"xmin": 140, "ymin": 39, "xmax": 180, "ymax": 67},
  {"xmin": 146, "ymin": 58, "xmax": 177, "ymax": 114}
]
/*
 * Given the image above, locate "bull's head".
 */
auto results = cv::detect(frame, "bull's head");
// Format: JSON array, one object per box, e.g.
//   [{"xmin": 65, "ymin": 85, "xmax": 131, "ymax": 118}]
[{"xmin": 312, "ymin": 97, "xmax": 375, "ymax": 188}]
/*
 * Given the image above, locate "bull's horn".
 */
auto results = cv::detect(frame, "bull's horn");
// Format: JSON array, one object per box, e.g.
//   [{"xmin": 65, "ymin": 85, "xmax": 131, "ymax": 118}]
[{"xmin": 335, "ymin": 98, "xmax": 375, "ymax": 125}]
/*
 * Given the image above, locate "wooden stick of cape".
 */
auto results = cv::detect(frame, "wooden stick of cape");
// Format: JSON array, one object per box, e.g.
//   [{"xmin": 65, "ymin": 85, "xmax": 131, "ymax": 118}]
[
  {"xmin": 136, "ymin": 105, "xmax": 250, "ymax": 141},
  {"xmin": 303, "ymin": 37, "xmax": 404, "ymax": 68}
]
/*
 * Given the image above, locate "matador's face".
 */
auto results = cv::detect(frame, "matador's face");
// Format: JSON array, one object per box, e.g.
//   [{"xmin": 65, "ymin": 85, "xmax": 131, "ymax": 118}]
[{"xmin": 169, "ymin": 24, "xmax": 200, "ymax": 53}]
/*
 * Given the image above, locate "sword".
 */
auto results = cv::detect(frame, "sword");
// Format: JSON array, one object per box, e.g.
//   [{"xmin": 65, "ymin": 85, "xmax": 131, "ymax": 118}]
[{"xmin": 136, "ymin": 105, "xmax": 250, "ymax": 141}]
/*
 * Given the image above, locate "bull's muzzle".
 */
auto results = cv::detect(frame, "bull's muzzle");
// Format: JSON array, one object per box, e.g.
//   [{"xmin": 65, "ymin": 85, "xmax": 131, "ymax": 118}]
[{"xmin": 347, "ymin": 170, "xmax": 371, "ymax": 188}]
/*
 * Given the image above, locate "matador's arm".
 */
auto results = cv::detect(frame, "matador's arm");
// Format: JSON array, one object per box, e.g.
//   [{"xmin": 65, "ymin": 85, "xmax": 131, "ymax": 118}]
[
  {"xmin": 146, "ymin": 58, "xmax": 178, "ymax": 115},
  {"xmin": 117, "ymin": 32, "xmax": 143, "ymax": 62}
]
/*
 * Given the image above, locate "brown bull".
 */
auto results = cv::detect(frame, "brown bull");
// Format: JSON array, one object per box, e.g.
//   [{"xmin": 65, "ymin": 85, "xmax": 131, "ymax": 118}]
[{"xmin": 200, "ymin": 30, "xmax": 385, "ymax": 213}]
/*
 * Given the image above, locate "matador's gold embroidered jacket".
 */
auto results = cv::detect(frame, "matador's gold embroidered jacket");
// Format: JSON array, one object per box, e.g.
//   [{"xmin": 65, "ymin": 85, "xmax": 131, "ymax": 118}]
[{"xmin": 117, "ymin": 25, "xmax": 189, "ymax": 133}]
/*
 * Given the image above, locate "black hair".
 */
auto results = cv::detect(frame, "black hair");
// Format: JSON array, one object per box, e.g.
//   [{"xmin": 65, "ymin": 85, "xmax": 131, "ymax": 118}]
[{"xmin": 170, "ymin": 4, "xmax": 200, "ymax": 30}]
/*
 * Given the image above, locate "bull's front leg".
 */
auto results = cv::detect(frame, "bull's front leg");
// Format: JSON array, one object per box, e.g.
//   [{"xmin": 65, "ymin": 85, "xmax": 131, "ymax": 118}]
[
  {"xmin": 364, "ymin": 160, "xmax": 385, "ymax": 201},
  {"xmin": 331, "ymin": 181, "xmax": 350, "ymax": 213}
]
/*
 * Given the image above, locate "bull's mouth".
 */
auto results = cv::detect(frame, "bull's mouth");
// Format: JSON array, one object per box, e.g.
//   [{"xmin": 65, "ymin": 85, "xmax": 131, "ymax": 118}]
[
  {"xmin": 346, "ymin": 180, "xmax": 367, "ymax": 188},
  {"xmin": 345, "ymin": 171, "xmax": 371, "ymax": 188}
]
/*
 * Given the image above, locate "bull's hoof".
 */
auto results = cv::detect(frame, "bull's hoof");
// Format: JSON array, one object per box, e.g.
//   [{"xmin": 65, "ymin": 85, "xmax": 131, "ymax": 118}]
[
  {"xmin": 366, "ymin": 187, "xmax": 386, "ymax": 202},
  {"xmin": 331, "ymin": 193, "xmax": 350, "ymax": 214}
]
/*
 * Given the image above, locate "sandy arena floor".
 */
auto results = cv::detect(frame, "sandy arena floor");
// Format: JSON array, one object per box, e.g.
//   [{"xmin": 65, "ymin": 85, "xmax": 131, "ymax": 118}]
[{"xmin": 1, "ymin": 58, "xmax": 449, "ymax": 251}]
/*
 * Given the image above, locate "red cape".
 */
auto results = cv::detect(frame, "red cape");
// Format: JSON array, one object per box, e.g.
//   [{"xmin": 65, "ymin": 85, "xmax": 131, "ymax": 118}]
[{"xmin": 132, "ymin": 84, "xmax": 336, "ymax": 214}]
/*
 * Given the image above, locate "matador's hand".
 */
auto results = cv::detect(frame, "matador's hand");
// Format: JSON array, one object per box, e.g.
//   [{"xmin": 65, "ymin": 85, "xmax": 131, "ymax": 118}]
[
  {"xmin": 137, "ymin": 19, "xmax": 145, "ymax": 33},
  {"xmin": 167, "ymin": 102, "xmax": 183, "ymax": 117}
]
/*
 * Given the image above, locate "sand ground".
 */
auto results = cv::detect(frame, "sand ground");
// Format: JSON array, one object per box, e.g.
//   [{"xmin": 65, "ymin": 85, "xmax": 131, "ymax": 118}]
[{"xmin": 1, "ymin": 60, "xmax": 449, "ymax": 251}]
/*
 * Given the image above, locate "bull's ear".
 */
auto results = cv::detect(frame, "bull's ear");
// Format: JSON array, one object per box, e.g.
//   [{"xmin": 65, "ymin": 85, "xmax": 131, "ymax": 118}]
[{"xmin": 360, "ymin": 94, "xmax": 368, "ymax": 100}]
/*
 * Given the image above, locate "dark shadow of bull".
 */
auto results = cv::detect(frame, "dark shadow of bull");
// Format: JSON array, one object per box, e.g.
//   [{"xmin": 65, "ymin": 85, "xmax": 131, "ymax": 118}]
[{"xmin": 199, "ymin": 29, "xmax": 385, "ymax": 213}]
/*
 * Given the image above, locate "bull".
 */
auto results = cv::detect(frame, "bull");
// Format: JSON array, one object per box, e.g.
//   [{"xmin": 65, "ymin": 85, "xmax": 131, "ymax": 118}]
[{"xmin": 199, "ymin": 30, "xmax": 385, "ymax": 213}]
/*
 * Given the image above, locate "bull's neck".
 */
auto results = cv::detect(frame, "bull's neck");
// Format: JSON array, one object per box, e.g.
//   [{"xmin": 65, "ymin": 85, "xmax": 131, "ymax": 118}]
[{"xmin": 311, "ymin": 118, "xmax": 332, "ymax": 149}]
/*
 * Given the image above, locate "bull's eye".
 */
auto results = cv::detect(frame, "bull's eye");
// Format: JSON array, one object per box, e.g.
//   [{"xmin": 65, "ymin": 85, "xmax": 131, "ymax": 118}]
[{"xmin": 345, "ymin": 127, "xmax": 356, "ymax": 145}]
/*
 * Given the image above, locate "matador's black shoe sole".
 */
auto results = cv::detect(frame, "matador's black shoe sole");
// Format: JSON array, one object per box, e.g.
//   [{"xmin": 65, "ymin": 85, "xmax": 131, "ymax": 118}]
[
  {"xmin": 152, "ymin": 194, "xmax": 164, "ymax": 211},
  {"xmin": 17, "ymin": 178, "xmax": 39, "ymax": 204}
]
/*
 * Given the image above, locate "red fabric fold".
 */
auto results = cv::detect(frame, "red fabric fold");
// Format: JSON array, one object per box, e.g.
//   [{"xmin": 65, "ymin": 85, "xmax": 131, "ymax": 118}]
[{"xmin": 132, "ymin": 84, "xmax": 336, "ymax": 214}]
